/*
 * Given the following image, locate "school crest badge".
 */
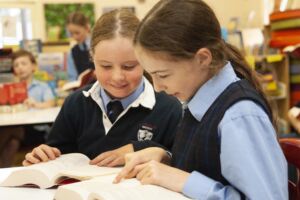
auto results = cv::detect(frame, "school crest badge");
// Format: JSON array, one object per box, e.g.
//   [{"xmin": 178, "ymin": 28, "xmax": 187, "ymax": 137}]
[{"xmin": 137, "ymin": 124, "xmax": 155, "ymax": 141}]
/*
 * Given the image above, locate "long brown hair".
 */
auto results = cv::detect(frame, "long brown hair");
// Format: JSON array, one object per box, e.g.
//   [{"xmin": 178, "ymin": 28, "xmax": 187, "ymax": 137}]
[
  {"xmin": 90, "ymin": 9, "xmax": 139, "ymax": 54},
  {"xmin": 134, "ymin": 0, "xmax": 277, "ymax": 128}
]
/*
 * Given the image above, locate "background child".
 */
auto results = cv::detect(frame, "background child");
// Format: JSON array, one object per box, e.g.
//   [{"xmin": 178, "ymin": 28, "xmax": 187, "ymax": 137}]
[
  {"xmin": 66, "ymin": 11, "xmax": 94, "ymax": 81},
  {"xmin": 22, "ymin": 9, "xmax": 181, "ymax": 167},
  {"xmin": 114, "ymin": 1, "xmax": 288, "ymax": 199},
  {"xmin": 12, "ymin": 50, "xmax": 55, "ymax": 109},
  {"xmin": 0, "ymin": 50, "xmax": 55, "ymax": 167}
]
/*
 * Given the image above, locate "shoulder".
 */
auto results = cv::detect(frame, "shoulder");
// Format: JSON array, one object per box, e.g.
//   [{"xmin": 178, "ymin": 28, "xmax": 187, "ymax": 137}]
[
  {"xmin": 31, "ymin": 79, "xmax": 51, "ymax": 90},
  {"xmin": 222, "ymin": 100, "xmax": 270, "ymax": 124},
  {"xmin": 71, "ymin": 44, "xmax": 80, "ymax": 53},
  {"xmin": 65, "ymin": 84, "xmax": 93, "ymax": 102},
  {"xmin": 154, "ymin": 91, "xmax": 182, "ymax": 110}
]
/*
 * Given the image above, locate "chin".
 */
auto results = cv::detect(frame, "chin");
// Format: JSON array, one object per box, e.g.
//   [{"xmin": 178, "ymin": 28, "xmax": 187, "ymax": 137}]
[{"xmin": 110, "ymin": 92, "xmax": 131, "ymax": 99}]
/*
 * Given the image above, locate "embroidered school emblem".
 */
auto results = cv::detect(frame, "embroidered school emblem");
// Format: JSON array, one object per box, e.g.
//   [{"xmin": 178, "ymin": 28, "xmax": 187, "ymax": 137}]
[{"xmin": 137, "ymin": 124, "xmax": 155, "ymax": 141}]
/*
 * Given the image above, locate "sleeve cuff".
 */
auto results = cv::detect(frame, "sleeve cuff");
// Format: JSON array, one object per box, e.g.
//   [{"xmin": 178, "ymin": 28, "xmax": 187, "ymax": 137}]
[
  {"xmin": 131, "ymin": 140, "xmax": 167, "ymax": 151},
  {"xmin": 182, "ymin": 171, "xmax": 216, "ymax": 199}
]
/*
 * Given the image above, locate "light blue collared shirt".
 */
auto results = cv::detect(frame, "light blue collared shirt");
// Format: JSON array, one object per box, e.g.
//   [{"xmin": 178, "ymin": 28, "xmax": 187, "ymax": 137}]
[
  {"xmin": 182, "ymin": 62, "xmax": 288, "ymax": 199},
  {"xmin": 28, "ymin": 79, "xmax": 55, "ymax": 102},
  {"xmin": 100, "ymin": 79, "xmax": 144, "ymax": 113},
  {"xmin": 67, "ymin": 37, "xmax": 91, "ymax": 81}
]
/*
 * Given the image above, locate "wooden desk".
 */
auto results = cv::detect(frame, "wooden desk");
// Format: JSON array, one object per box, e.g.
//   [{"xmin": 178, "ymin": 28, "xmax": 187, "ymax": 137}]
[
  {"xmin": 0, "ymin": 107, "xmax": 61, "ymax": 126},
  {"xmin": 0, "ymin": 167, "xmax": 56, "ymax": 200}
]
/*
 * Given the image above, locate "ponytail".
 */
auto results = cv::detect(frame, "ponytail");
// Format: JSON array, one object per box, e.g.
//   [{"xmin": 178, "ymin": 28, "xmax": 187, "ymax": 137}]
[{"xmin": 224, "ymin": 43, "xmax": 278, "ymax": 130}]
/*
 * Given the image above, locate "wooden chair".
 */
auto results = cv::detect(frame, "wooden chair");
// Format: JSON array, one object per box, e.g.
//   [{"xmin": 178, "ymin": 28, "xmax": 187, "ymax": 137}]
[{"xmin": 279, "ymin": 138, "xmax": 300, "ymax": 200}]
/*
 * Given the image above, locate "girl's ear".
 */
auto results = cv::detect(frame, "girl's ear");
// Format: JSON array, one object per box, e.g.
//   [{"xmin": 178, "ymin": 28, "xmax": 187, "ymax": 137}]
[{"xmin": 194, "ymin": 48, "xmax": 212, "ymax": 67}]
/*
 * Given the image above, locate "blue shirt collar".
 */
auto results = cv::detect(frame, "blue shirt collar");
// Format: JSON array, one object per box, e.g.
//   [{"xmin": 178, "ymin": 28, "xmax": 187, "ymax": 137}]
[
  {"xmin": 79, "ymin": 36, "xmax": 91, "ymax": 50},
  {"xmin": 100, "ymin": 79, "xmax": 144, "ymax": 112},
  {"xmin": 188, "ymin": 62, "xmax": 240, "ymax": 121},
  {"xmin": 28, "ymin": 78, "xmax": 39, "ymax": 90}
]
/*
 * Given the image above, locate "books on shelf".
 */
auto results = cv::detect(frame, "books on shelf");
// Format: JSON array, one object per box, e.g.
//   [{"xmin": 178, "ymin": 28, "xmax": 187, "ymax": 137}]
[
  {"xmin": 0, "ymin": 48, "xmax": 13, "ymax": 73},
  {"xmin": 61, "ymin": 68, "xmax": 94, "ymax": 91},
  {"xmin": 270, "ymin": 9, "xmax": 300, "ymax": 22},
  {"xmin": 55, "ymin": 176, "xmax": 190, "ymax": 200},
  {"xmin": 0, "ymin": 153, "xmax": 121, "ymax": 189},
  {"xmin": 37, "ymin": 52, "xmax": 67, "ymax": 81}
]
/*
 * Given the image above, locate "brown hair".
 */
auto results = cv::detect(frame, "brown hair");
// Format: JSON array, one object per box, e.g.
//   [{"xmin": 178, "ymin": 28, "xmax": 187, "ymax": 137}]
[
  {"xmin": 90, "ymin": 8, "xmax": 139, "ymax": 54},
  {"xmin": 66, "ymin": 11, "xmax": 89, "ymax": 27},
  {"xmin": 134, "ymin": 0, "xmax": 277, "ymax": 128},
  {"xmin": 12, "ymin": 49, "xmax": 36, "ymax": 65}
]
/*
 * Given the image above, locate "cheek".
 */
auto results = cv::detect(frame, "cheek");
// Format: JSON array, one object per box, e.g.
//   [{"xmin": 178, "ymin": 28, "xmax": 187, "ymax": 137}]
[
  {"xmin": 128, "ymin": 70, "xmax": 143, "ymax": 86},
  {"xmin": 95, "ymin": 68, "xmax": 109, "ymax": 83}
]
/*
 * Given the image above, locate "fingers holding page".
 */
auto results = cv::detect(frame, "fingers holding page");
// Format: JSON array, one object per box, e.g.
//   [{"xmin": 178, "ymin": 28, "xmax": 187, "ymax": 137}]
[{"xmin": 22, "ymin": 144, "xmax": 61, "ymax": 166}]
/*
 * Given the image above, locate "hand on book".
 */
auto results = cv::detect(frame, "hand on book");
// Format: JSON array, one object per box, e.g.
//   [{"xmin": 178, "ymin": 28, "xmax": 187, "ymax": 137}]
[
  {"xmin": 116, "ymin": 159, "xmax": 189, "ymax": 193},
  {"xmin": 22, "ymin": 144, "xmax": 61, "ymax": 166},
  {"xmin": 90, "ymin": 144, "xmax": 134, "ymax": 167},
  {"xmin": 114, "ymin": 147, "xmax": 171, "ymax": 183}
]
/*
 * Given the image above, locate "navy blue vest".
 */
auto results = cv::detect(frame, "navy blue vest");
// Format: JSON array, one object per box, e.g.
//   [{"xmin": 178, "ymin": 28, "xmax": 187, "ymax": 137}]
[
  {"xmin": 171, "ymin": 79, "xmax": 271, "ymax": 194},
  {"xmin": 71, "ymin": 44, "xmax": 94, "ymax": 75}
]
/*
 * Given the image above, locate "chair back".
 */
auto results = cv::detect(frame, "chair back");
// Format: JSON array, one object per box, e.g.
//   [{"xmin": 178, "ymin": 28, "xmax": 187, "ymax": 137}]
[{"xmin": 279, "ymin": 138, "xmax": 300, "ymax": 200}]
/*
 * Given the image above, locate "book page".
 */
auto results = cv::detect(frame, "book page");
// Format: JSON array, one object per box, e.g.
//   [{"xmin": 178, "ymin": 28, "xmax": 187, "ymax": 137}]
[
  {"xmin": 55, "ymin": 177, "xmax": 190, "ymax": 200},
  {"xmin": 56, "ymin": 165, "xmax": 121, "ymax": 182},
  {"xmin": 30, "ymin": 153, "xmax": 90, "ymax": 181},
  {"xmin": 289, "ymin": 107, "xmax": 300, "ymax": 118},
  {"xmin": 88, "ymin": 183, "xmax": 191, "ymax": 200},
  {"xmin": 54, "ymin": 175, "xmax": 117, "ymax": 200}
]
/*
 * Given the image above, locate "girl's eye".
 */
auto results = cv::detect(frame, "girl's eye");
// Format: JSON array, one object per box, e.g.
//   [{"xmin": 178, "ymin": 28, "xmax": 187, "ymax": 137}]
[
  {"xmin": 123, "ymin": 65, "xmax": 136, "ymax": 70},
  {"xmin": 158, "ymin": 74, "xmax": 169, "ymax": 79},
  {"xmin": 100, "ymin": 65, "xmax": 112, "ymax": 69}
]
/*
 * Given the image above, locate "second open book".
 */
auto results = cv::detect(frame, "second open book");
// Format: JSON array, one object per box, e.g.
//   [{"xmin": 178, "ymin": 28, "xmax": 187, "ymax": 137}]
[{"xmin": 55, "ymin": 175, "xmax": 190, "ymax": 200}]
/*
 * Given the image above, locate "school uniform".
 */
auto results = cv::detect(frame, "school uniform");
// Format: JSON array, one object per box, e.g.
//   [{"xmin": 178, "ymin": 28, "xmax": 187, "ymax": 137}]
[
  {"xmin": 174, "ymin": 62, "xmax": 288, "ymax": 199},
  {"xmin": 67, "ymin": 37, "xmax": 94, "ymax": 81},
  {"xmin": 22, "ymin": 79, "xmax": 55, "ymax": 146},
  {"xmin": 47, "ymin": 77, "xmax": 182, "ymax": 159},
  {"xmin": 28, "ymin": 79, "xmax": 55, "ymax": 102}
]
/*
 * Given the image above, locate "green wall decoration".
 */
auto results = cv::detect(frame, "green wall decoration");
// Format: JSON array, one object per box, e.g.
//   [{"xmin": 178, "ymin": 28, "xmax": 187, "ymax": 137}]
[{"xmin": 44, "ymin": 3, "xmax": 95, "ymax": 41}]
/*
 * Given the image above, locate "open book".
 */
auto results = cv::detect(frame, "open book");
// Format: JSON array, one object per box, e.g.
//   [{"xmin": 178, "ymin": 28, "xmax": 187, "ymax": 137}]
[
  {"xmin": 62, "ymin": 68, "xmax": 95, "ymax": 91},
  {"xmin": 0, "ymin": 153, "xmax": 121, "ymax": 189},
  {"xmin": 55, "ymin": 176, "xmax": 191, "ymax": 200}
]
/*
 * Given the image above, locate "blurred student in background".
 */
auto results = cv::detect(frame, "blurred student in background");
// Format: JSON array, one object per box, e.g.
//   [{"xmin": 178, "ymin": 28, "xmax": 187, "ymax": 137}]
[
  {"xmin": 12, "ymin": 50, "xmax": 55, "ymax": 109},
  {"xmin": 66, "ymin": 11, "xmax": 95, "ymax": 81},
  {"xmin": 0, "ymin": 50, "xmax": 55, "ymax": 167}
]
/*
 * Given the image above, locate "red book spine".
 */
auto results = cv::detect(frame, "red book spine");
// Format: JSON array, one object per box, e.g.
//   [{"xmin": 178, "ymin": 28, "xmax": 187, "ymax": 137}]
[{"xmin": 270, "ymin": 9, "xmax": 300, "ymax": 22}]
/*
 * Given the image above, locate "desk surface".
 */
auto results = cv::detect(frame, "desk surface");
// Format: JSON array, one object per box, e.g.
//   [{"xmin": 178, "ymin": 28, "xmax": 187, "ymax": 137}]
[
  {"xmin": 0, "ymin": 168, "xmax": 56, "ymax": 200},
  {"xmin": 0, "ymin": 107, "xmax": 61, "ymax": 126}
]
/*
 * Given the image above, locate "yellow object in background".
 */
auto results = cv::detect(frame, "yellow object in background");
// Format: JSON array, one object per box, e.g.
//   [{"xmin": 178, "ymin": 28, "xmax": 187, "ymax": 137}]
[
  {"xmin": 245, "ymin": 55, "xmax": 255, "ymax": 69},
  {"xmin": 266, "ymin": 54, "xmax": 283, "ymax": 63},
  {"xmin": 266, "ymin": 81, "xmax": 278, "ymax": 91}
]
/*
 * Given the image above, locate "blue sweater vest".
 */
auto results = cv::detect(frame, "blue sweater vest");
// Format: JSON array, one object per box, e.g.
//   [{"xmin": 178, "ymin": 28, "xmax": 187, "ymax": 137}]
[{"xmin": 171, "ymin": 79, "xmax": 272, "ymax": 193}]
